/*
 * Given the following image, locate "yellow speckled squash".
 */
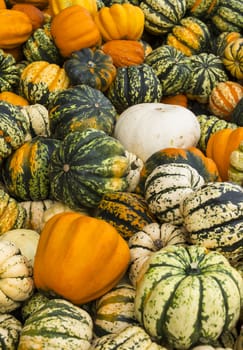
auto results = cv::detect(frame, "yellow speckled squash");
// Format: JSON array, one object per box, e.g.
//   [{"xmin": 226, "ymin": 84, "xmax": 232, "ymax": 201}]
[{"xmin": 49, "ymin": 0, "xmax": 97, "ymax": 16}]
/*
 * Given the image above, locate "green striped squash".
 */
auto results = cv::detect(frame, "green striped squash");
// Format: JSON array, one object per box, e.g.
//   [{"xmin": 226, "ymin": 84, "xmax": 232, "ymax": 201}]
[
  {"xmin": 23, "ymin": 22, "xmax": 63, "ymax": 65},
  {"xmin": 2, "ymin": 136, "xmax": 61, "ymax": 201},
  {"xmin": 144, "ymin": 163, "xmax": 205, "ymax": 225},
  {"xmin": 228, "ymin": 140, "xmax": 243, "ymax": 186},
  {"xmin": 139, "ymin": 0, "xmax": 187, "ymax": 35},
  {"xmin": 186, "ymin": 0, "xmax": 220, "ymax": 18},
  {"xmin": 134, "ymin": 245, "xmax": 243, "ymax": 349},
  {"xmin": 91, "ymin": 325, "xmax": 166, "ymax": 349},
  {"xmin": 18, "ymin": 299, "xmax": 93, "ymax": 350},
  {"xmin": 145, "ymin": 45, "xmax": 192, "ymax": 95},
  {"xmin": 93, "ymin": 282, "xmax": 138, "ymax": 336},
  {"xmin": 180, "ymin": 181, "xmax": 243, "ymax": 265},
  {"xmin": 48, "ymin": 84, "xmax": 117, "ymax": 139},
  {"xmin": 95, "ymin": 191, "xmax": 156, "ymax": 240},
  {"xmin": 197, "ymin": 114, "xmax": 238, "ymax": 152},
  {"xmin": 232, "ymin": 97, "xmax": 243, "ymax": 126},
  {"xmin": 21, "ymin": 292, "xmax": 50, "ymax": 322},
  {"xmin": 186, "ymin": 52, "xmax": 228, "ymax": 103},
  {"xmin": 106, "ymin": 63, "xmax": 162, "ymax": 114},
  {"xmin": 49, "ymin": 128, "xmax": 130, "ymax": 209},
  {"xmin": 128, "ymin": 222, "xmax": 187, "ymax": 286},
  {"xmin": 211, "ymin": 0, "xmax": 243, "ymax": 33},
  {"xmin": 0, "ymin": 49, "xmax": 20, "ymax": 92},
  {"xmin": 0, "ymin": 313, "xmax": 22, "ymax": 349}
]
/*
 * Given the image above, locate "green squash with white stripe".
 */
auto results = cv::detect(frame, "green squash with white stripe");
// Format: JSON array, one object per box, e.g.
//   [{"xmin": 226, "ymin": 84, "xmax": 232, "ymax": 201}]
[
  {"xmin": 18, "ymin": 299, "xmax": 93, "ymax": 350},
  {"xmin": 0, "ymin": 49, "xmax": 20, "ymax": 92},
  {"xmin": 134, "ymin": 244, "xmax": 243, "ymax": 350},
  {"xmin": 0, "ymin": 313, "xmax": 22, "ymax": 349},
  {"xmin": 180, "ymin": 181, "xmax": 243, "ymax": 266}
]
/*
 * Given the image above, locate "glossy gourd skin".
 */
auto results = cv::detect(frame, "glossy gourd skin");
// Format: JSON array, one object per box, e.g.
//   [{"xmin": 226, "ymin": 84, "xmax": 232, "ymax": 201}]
[{"xmin": 33, "ymin": 212, "xmax": 130, "ymax": 304}]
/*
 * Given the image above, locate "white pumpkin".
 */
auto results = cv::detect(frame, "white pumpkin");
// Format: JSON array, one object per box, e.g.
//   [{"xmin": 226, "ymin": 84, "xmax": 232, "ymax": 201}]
[{"xmin": 114, "ymin": 103, "xmax": 201, "ymax": 161}]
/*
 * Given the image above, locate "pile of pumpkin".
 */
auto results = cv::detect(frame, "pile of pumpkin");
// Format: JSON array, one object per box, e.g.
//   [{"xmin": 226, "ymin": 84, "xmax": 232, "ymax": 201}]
[{"xmin": 0, "ymin": 0, "xmax": 242, "ymax": 348}]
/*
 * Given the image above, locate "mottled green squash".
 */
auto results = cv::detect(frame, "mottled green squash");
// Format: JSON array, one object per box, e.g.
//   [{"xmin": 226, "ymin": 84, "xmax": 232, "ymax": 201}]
[
  {"xmin": 0, "ymin": 49, "xmax": 20, "ymax": 92},
  {"xmin": 0, "ymin": 313, "xmax": 22, "ymax": 349},
  {"xmin": 21, "ymin": 291, "xmax": 50, "ymax": 322},
  {"xmin": 211, "ymin": 0, "xmax": 243, "ymax": 33},
  {"xmin": 228, "ymin": 141, "xmax": 243, "ymax": 186},
  {"xmin": 48, "ymin": 84, "xmax": 117, "ymax": 139},
  {"xmin": 2, "ymin": 136, "xmax": 61, "ymax": 201},
  {"xmin": 232, "ymin": 97, "xmax": 243, "ymax": 126}
]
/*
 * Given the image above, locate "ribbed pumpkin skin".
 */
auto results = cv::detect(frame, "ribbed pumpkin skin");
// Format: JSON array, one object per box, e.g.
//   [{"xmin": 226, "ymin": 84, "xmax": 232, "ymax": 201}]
[
  {"xmin": 48, "ymin": 84, "xmax": 117, "ymax": 139},
  {"xmin": 186, "ymin": 52, "xmax": 228, "ymax": 103},
  {"xmin": 49, "ymin": 0, "xmax": 98, "ymax": 16},
  {"xmin": 145, "ymin": 45, "xmax": 191, "ymax": 96},
  {"xmin": 23, "ymin": 23, "xmax": 63, "ymax": 65},
  {"xmin": 186, "ymin": 0, "xmax": 220, "ymax": 18},
  {"xmin": 49, "ymin": 129, "xmax": 130, "ymax": 209},
  {"xmin": 134, "ymin": 245, "xmax": 243, "ymax": 350},
  {"xmin": 2, "ymin": 136, "xmax": 61, "ymax": 201},
  {"xmin": 64, "ymin": 48, "xmax": 116, "ymax": 92},
  {"xmin": 211, "ymin": 0, "xmax": 243, "ymax": 33},
  {"xmin": 166, "ymin": 16, "xmax": 212, "ymax": 56},
  {"xmin": 18, "ymin": 299, "xmax": 93, "ymax": 350},
  {"xmin": 140, "ymin": 0, "xmax": 187, "ymax": 35},
  {"xmin": 222, "ymin": 38, "xmax": 243, "ymax": 80},
  {"xmin": 96, "ymin": 191, "xmax": 156, "ymax": 240},
  {"xmin": 107, "ymin": 63, "xmax": 162, "ymax": 113},
  {"xmin": 0, "ymin": 314, "xmax": 22, "ymax": 349},
  {"xmin": 93, "ymin": 282, "xmax": 138, "ymax": 336},
  {"xmin": 181, "ymin": 182, "xmax": 243, "ymax": 265},
  {"xmin": 0, "ymin": 49, "xmax": 20, "ymax": 92},
  {"xmin": 213, "ymin": 31, "xmax": 242, "ymax": 58}
]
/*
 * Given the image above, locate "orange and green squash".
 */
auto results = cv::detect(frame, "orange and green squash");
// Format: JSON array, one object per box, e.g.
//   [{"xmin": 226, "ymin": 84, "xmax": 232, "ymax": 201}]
[{"xmin": 0, "ymin": 49, "xmax": 20, "ymax": 92}]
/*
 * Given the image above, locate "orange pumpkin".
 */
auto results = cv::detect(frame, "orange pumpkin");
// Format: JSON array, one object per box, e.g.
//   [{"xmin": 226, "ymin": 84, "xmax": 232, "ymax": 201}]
[
  {"xmin": 101, "ymin": 39, "xmax": 145, "ymax": 67},
  {"xmin": 7, "ymin": 0, "xmax": 49, "ymax": 10},
  {"xmin": 0, "ymin": 9, "xmax": 33, "ymax": 49},
  {"xmin": 0, "ymin": 91, "xmax": 29, "ymax": 106},
  {"xmin": 33, "ymin": 212, "xmax": 130, "ymax": 304},
  {"xmin": 208, "ymin": 81, "xmax": 243, "ymax": 121},
  {"xmin": 12, "ymin": 3, "xmax": 45, "ymax": 31},
  {"xmin": 0, "ymin": 0, "xmax": 6, "ymax": 9},
  {"xmin": 49, "ymin": 0, "xmax": 97, "ymax": 17},
  {"xmin": 94, "ymin": 3, "xmax": 144, "ymax": 42},
  {"xmin": 206, "ymin": 127, "xmax": 243, "ymax": 181},
  {"xmin": 161, "ymin": 94, "xmax": 188, "ymax": 108},
  {"xmin": 50, "ymin": 5, "xmax": 101, "ymax": 57}
]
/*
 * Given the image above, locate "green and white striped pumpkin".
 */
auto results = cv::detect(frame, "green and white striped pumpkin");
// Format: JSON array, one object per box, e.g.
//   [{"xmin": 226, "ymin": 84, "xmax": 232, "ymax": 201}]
[
  {"xmin": 134, "ymin": 244, "xmax": 243, "ymax": 350},
  {"xmin": 18, "ymin": 299, "xmax": 93, "ymax": 350},
  {"xmin": 20, "ymin": 103, "xmax": 50, "ymax": 138},
  {"xmin": 180, "ymin": 181, "xmax": 243, "ymax": 265},
  {"xmin": 211, "ymin": 0, "xmax": 243, "ymax": 33},
  {"xmin": 128, "ymin": 222, "xmax": 187, "ymax": 286},
  {"xmin": 144, "ymin": 163, "xmax": 205, "ymax": 225},
  {"xmin": 0, "ymin": 313, "xmax": 22, "ymax": 349}
]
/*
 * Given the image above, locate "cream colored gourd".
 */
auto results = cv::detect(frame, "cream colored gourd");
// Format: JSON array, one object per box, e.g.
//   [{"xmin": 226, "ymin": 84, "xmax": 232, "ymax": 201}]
[{"xmin": 114, "ymin": 103, "xmax": 201, "ymax": 161}]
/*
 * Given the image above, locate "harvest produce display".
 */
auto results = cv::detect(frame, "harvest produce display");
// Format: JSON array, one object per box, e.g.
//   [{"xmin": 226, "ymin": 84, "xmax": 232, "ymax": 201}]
[{"xmin": 0, "ymin": 0, "xmax": 242, "ymax": 349}]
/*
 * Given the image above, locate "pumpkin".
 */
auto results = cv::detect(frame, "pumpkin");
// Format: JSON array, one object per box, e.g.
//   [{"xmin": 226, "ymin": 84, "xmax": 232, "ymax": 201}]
[
  {"xmin": 186, "ymin": 0, "xmax": 220, "ymax": 18},
  {"xmin": 93, "ymin": 281, "xmax": 138, "ymax": 336},
  {"xmin": 213, "ymin": 31, "xmax": 242, "ymax": 58},
  {"xmin": 95, "ymin": 191, "xmax": 156, "ymax": 240},
  {"xmin": 160, "ymin": 94, "xmax": 188, "ymax": 108},
  {"xmin": 48, "ymin": 84, "xmax": 117, "ymax": 139},
  {"xmin": 139, "ymin": 0, "xmax": 187, "ymax": 35},
  {"xmin": 144, "ymin": 163, "xmax": 205, "ymax": 225},
  {"xmin": 101, "ymin": 39, "xmax": 145, "ymax": 67},
  {"xmin": 124, "ymin": 150, "xmax": 144, "ymax": 193},
  {"xmin": 11, "ymin": 3, "xmax": 45, "ymax": 31},
  {"xmin": 0, "ymin": 49, "xmax": 20, "ymax": 93},
  {"xmin": 228, "ymin": 140, "xmax": 243, "ymax": 185},
  {"xmin": 136, "ymin": 146, "xmax": 221, "ymax": 195},
  {"xmin": 20, "ymin": 103, "xmax": 50, "ymax": 137},
  {"xmin": 0, "ymin": 187, "xmax": 27, "ymax": 235},
  {"xmin": 23, "ymin": 22, "xmax": 63, "ymax": 65},
  {"xmin": 208, "ymin": 81, "xmax": 243, "ymax": 121},
  {"xmin": 0, "ymin": 9, "xmax": 33, "ymax": 49},
  {"xmin": 106, "ymin": 63, "xmax": 163, "ymax": 114},
  {"xmin": 0, "ymin": 313, "xmax": 22, "ymax": 349},
  {"xmin": 94, "ymin": 3, "xmax": 144, "ymax": 41},
  {"xmin": 222, "ymin": 38, "xmax": 243, "ymax": 80},
  {"xmin": 91, "ymin": 324, "xmax": 166, "ymax": 349},
  {"xmin": 19, "ymin": 60, "xmax": 70, "ymax": 106},
  {"xmin": 166, "ymin": 16, "xmax": 212, "ymax": 56},
  {"xmin": 180, "ymin": 181, "xmax": 243, "ymax": 265},
  {"xmin": 0, "ymin": 228, "xmax": 39, "ymax": 267},
  {"xmin": 114, "ymin": 103, "xmax": 201, "ymax": 162},
  {"xmin": 33, "ymin": 212, "xmax": 130, "ymax": 304},
  {"xmin": 2, "ymin": 136, "xmax": 61, "ymax": 201},
  {"xmin": 211, "ymin": 0, "xmax": 243, "ymax": 33},
  {"xmin": 63, "ymin": 47, "xmax": 116, "ymax": 92},
  {"xmin": 232, "ymin": 97, "xmax": 243, "ymax": 126},
  {"xmin": 18, "ymin": 298, "xmax": 93, "ymax": 350},
  {"xmin": 49, "ymin": 128, "xmax": 130, "ymax": 209},
  {"xmin": 206, "ymin": 127, "xmax": 243, "ymax": 181},
  {"xmin": 186, "ymin": 52, "xmax": 229, "ymax": 104},
  {"xmin": 134, "ymin": 245, "xmax": 243, "ymax": 349},
  {"xmin": 49, "ymin": 0, "xmax": 98, "ymax": 16},
  {"xmin": 0, "ymin": 240, "xmax": 34, "ymax": 313},
  {"xmin": 128, "ymin": 222, "xmax": 187, "ymax": 286},
  {"xmin": 145, "ymin": 45, "xmax": 192, "ymax": 96},
  {"xmin": 7, "ymin": 0, "xmax": 49, "ymax": 10},
  {"xmin": 197, "ymin": 113, "xmax": 238, "ymax": 152},
  {"xmin": 50, "ymin": 5, "xmax": 101, "ymax": 58},
  {"xmin": 0, "ymin": 91, "xmax": 29, "ymax": 106}
]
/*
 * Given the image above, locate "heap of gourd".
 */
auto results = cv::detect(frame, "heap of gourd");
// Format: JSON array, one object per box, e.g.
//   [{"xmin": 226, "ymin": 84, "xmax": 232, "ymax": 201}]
[{"xmin": 0, "ymin": 0, "xmax": 242, "ymax": 348}]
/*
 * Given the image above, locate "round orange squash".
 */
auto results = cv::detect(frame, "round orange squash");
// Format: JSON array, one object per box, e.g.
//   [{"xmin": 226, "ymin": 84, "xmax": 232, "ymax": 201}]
[
  {"xmin": 33, "ymin": 212, "xmax": 130, "ymax": 304},
  {"xmin": 0, "ymin": 9, "xmax": 33, "ymax": 49},
  {"xmin": 206, "ymin": 127, "xmax": 243, "ymax": 181},
  {"xmin": 50, "ymin": 5, "xmax": 101, "ymax": 57},
  {"xmin": 0, "ymin": 91, "xmax": 29, "ymax": 106},
  {"xmin": 49, "ymin": 0, "xmax": 97, "ymax": 17},
  {"xmin": 12, "ymin": 3, "xmax": 45, "ymax": 31}
]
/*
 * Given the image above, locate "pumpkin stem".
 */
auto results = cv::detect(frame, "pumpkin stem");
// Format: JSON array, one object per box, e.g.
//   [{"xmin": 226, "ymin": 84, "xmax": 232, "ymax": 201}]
[{"xmin": 187, "ymin": 261, "xmax": 201, "ymax": 275}]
